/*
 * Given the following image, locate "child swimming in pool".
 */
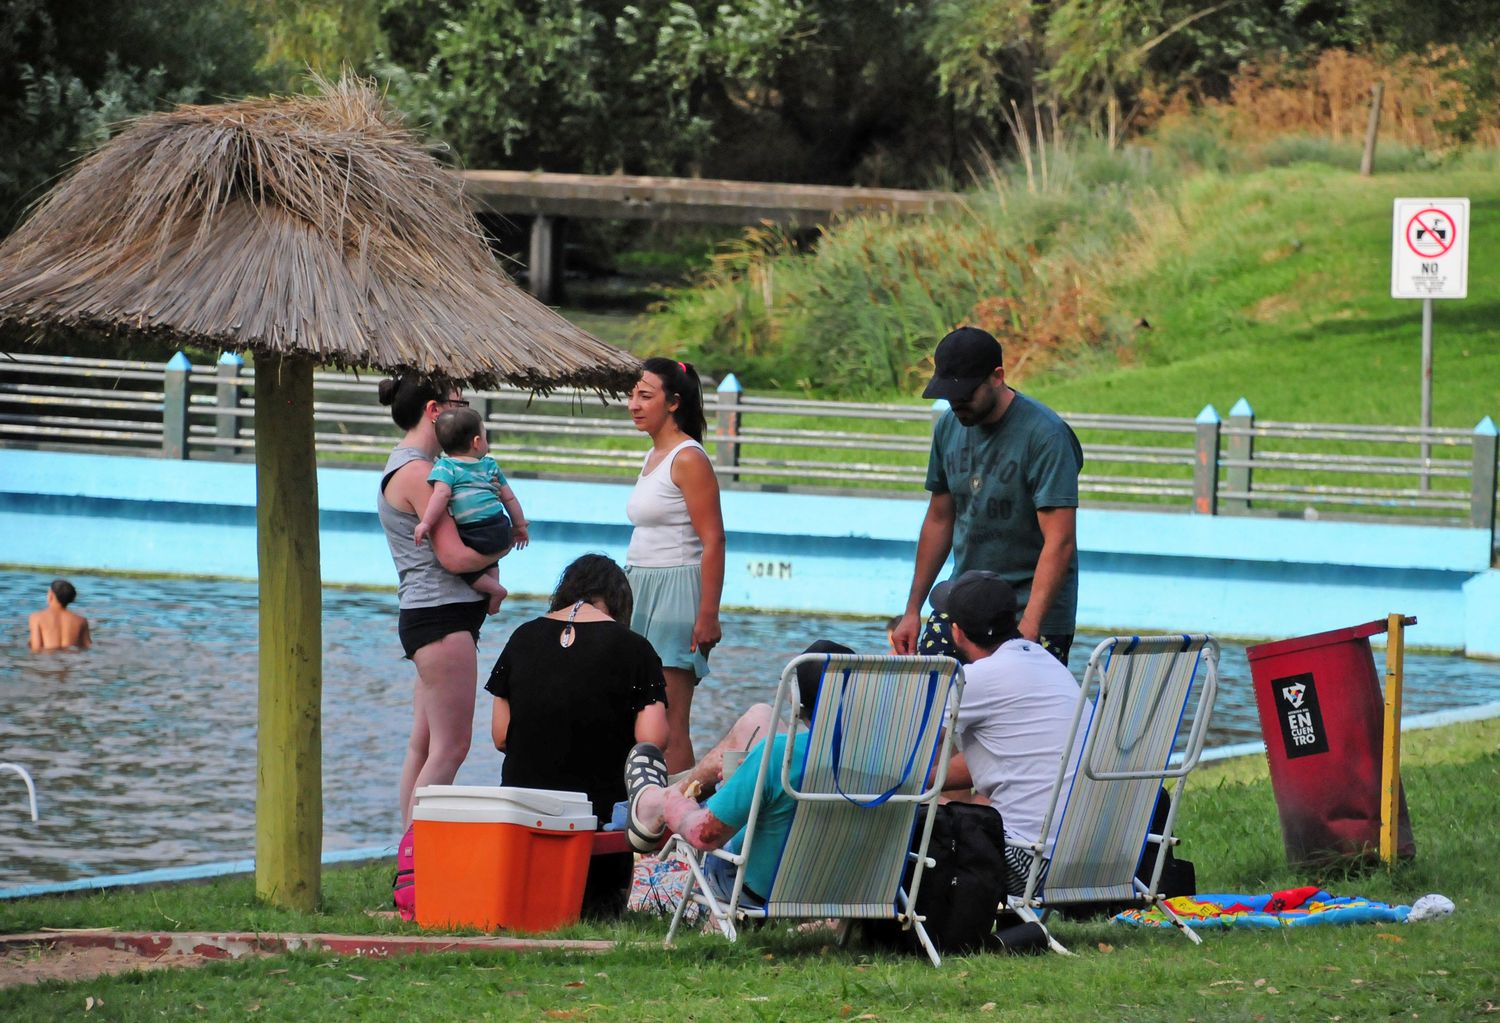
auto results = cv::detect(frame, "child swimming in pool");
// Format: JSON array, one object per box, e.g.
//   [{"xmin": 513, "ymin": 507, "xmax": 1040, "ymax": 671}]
[
  {"xmin": 29, "ymin": 578, "xmax": 92, "ymax": 651},
  {"xmin": 413, "ymin": 407, "xmax": 529, "ymax": 614}
]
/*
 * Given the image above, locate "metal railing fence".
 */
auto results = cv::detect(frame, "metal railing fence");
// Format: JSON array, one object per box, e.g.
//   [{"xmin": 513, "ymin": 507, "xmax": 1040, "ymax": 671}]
[{"xmin": 2, "ymin": 352, "xmax": 1495, "ymax": 543}]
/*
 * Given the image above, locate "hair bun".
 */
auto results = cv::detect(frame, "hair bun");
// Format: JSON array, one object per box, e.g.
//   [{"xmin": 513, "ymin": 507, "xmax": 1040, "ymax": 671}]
[{"xmin": 377, "ymin": 377, "xmax": 399, "ymax": 406}]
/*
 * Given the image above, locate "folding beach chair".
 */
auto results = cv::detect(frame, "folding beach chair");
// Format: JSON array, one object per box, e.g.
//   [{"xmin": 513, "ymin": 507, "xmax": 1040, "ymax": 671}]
[
  {"xmin": 1009, "ymin": 635, "xmax": 1220, "ymax": 952},
  {"xmin": 663, "ymin": 653, "xmax": 964, "ymax": 966}
]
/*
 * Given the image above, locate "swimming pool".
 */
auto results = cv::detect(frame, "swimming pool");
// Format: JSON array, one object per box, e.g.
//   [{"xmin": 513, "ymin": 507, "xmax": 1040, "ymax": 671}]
[{"xmin": 3, "ymin": 567, "xmax": 1498, "ymax": 886}]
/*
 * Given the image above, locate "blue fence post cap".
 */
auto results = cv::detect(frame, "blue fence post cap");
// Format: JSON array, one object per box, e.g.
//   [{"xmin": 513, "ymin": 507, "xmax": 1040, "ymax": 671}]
[
  {"xmin": 1229, "ymin": 397, "xmax": 1254, "ymax": 417},
  {"xmin": 1196, "ymin": 404, "xmax": 1221, "ymax": 424},
  {"xmin": 1476, "ymin": 415, "xmax": 1497, "ymax": 436},
  {"xmin": 166, "ymin": 352, "xmax": 192, "ymax": 372},
  {"xmin": 217, "ymin": 352, "xmax": 244, "ymax": 367},
  {"xmin": 717, "ymin": 373, "xmax": 742, "ymax": 394}
]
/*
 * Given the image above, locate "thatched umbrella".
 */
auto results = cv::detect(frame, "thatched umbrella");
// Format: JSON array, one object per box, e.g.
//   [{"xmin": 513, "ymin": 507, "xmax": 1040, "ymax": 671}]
[{"xmin": 0, "ymin": 79, "xmax": 639, "ymax": 910}]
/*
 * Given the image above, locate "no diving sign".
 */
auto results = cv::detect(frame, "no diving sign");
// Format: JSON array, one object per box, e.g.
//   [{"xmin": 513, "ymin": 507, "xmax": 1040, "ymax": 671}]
[{"xmin": 1391, "ymin": 197, "xmax": 1468, "ymax": 299}]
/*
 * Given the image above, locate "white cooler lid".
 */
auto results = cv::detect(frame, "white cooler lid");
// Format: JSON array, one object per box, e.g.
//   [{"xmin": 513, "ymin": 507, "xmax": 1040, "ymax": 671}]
[
  {"xmin": 412, "ymin": 784, "xmax": 592, "ymax": 819},
  {"xmin": 412, "ymin": 805, "xmax": 597, "ymax": 831}
]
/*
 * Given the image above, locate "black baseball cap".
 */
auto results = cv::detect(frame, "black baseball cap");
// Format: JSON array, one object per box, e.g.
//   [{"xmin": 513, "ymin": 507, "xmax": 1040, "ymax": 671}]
[
  {"xmin": 929, "ymin": 571, "xmax": 1018, "ymax": 644},
  {"xmin": 922, "ymin": 327, "xmax": 1003, "ymax": 401}
]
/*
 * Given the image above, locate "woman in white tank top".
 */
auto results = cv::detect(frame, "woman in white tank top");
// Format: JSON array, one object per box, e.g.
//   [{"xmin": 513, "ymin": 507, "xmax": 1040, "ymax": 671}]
[{"xmin": 624, "ymin": 358, "xmax": 726, "ymax": 774}]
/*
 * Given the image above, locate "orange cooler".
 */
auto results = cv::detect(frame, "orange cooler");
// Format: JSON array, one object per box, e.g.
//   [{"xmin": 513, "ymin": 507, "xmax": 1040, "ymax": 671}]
[{"xmin": 412, "ymin": 786, "xmax": 596, "ymax": 932}]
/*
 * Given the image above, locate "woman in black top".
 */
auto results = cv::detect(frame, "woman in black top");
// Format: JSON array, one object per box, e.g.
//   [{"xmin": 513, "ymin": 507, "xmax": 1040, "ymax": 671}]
[{"xmin": 486, "ymin": 553, "xmax": 668, "ymax": 916}]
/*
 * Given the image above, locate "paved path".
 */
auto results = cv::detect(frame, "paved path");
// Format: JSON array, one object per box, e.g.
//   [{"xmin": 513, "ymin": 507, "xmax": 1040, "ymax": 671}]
[{"xmin": 0, "ymin": 929, "xmax": 616, "ymax": 987}]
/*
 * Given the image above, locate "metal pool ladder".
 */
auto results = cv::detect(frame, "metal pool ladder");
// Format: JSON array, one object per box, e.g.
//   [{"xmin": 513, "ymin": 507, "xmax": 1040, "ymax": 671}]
[{"xmin": 1, "ymin": 763, "xmax": 38, "ymax": 821}]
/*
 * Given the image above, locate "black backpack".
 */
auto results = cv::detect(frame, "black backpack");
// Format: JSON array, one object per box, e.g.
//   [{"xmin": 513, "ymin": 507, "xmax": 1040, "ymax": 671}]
[{"xmin": 865, "ymin": 802, "xmax": 1010, "ymax": 955}]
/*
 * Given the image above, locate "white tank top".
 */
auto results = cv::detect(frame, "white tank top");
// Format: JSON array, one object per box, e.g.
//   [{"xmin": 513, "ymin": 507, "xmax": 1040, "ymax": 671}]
[{"xmin": 625, "ymin": 439, "xmax": 708, "ymax": 567}]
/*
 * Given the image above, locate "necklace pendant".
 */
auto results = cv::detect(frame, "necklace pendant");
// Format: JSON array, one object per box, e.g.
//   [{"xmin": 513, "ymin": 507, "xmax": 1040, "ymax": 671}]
[{"xmin": 559, "ymin": 598, "xmax": 585, "ymax": 648}]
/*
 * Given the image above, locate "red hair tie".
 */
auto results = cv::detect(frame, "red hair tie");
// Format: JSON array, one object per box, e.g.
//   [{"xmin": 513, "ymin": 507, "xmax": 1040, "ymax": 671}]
[{"xmin": 678, "ymin": 361, "xmax": 688, "ymax": 372}]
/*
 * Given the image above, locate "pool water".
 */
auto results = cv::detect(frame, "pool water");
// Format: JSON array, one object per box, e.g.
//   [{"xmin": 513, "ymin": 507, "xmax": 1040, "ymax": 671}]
[{"xmin": 3, "ymin": 568, "xmax": 1498, "ymax": 886}]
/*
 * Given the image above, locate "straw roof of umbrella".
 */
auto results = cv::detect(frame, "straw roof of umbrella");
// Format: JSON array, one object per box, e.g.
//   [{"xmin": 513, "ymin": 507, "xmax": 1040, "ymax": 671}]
[{"xmin": 0, "ymin": 78, "xmax": 638, "ymax": 392}]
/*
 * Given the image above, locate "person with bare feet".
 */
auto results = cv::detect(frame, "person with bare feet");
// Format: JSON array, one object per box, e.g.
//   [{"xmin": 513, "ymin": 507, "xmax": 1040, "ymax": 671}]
[
  {"xmin": 29, "ymin": 578, "xmax": 91, "ymax": 651},
  {"xmin": 413, "ymin": 407, "xmax": 528, "ymax": 615},
  {"xmin": 625, "ymin": 640, "xmax": 853, "ymax": 905},
  {"xmin": 378, "ymin": 375, "xmax": 504, "ymax": 827}
]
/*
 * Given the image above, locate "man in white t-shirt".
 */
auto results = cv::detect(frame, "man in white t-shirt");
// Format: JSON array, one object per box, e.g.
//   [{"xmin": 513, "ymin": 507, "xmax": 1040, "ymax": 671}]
[{"xmin": 933, "ymin": 570, "xmax": 1085, "ymax": 896}]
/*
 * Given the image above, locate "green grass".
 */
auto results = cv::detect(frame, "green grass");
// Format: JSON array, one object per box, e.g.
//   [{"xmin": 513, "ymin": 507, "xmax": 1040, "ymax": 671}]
[
  {"xmin": 1030, "ymin": 162, "xmax": 1500, "ymax": 430},
  {"xmin": 555, "ymin": 307, "xmax": 651, "ymax": 354},
  {"xmin": 4, "ymin": 719, "xmax": 1497, "ymax": 1020}
]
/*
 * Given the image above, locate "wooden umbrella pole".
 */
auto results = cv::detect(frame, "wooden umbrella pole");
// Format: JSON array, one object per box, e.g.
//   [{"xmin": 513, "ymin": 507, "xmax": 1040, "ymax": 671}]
[{"xmin": 254, "ymin": 354, "xmax": 324, "ymax": 910}]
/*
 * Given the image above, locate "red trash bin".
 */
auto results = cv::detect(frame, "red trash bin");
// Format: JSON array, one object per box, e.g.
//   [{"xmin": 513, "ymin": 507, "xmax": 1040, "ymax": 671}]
[{"xmin": 1246, "ymin": 618, "xmax": 1416, "ymax": 868}]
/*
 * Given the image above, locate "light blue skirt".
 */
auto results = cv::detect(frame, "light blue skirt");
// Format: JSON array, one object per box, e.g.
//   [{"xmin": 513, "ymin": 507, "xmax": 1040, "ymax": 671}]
[{"xmin": 625, "ymin": 563, "xmax": 711, "ymax": 681}]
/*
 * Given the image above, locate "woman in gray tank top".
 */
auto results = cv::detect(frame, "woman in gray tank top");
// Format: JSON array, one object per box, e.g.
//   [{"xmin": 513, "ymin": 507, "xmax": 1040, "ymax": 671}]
[{"xmin": 378, "ymin": 374, "xmax": 504, "ymax": 827}]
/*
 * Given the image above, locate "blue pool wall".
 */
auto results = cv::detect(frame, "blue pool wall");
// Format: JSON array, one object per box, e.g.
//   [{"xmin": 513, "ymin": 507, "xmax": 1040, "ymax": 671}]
[{"xmin": 3, "ymin": 448, "xmax": 1497, "ymax": 656}]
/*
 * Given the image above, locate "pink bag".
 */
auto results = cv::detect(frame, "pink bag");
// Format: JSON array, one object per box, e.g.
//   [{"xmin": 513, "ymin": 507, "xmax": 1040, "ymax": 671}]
[{"xmin": 393, "ymin": 824, "xmax": 415, "ymax": 921}]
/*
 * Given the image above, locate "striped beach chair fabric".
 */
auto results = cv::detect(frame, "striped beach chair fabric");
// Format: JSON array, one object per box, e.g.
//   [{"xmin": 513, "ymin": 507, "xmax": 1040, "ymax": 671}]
[
  {"xmin": 1010, "ymin": 634, "xmax": 1220, "ymax": 952},
  {"xmin": 664, "ymin": 653, "xmax": 964, "ymax": 966}
]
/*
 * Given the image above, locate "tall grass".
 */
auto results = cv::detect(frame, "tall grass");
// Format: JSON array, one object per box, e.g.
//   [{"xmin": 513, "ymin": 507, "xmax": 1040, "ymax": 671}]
[{"xmin": 643, "ymin": 137, "xmax": 1187, "ymax": 395}]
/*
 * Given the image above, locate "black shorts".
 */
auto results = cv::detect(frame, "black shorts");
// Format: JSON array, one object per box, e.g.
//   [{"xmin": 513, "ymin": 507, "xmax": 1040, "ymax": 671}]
[
  {"xmin": 456, "ymin": 514, "xmax": 513, "ymax": 555},
  {"xmin": 398, "ymin": 599, "xmax": 487, "ymax": 660},
  {"xmin": 456, "ymin": 515, "xmax": 513, "ymax": 585}
]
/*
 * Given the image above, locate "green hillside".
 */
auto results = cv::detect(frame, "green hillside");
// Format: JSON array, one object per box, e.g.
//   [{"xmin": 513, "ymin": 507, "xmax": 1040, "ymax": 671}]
[
  {"xmin": 1030, "ymin": 163, "xmax": 1500, "ymax": 428},
  {"xmin": 648, "ymin": 148, "xmax": 1500, "ymax": 432}
]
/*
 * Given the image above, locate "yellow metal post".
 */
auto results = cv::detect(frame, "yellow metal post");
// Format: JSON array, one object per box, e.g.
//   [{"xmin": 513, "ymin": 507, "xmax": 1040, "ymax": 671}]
[{"xmin": 1379, "ymin": 613, "xmax": 1405, "ymax": 865}]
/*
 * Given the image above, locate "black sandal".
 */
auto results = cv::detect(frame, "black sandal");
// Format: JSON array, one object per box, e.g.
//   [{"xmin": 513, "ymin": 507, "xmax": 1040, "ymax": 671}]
[{"xmin": 624, "ymin": 742, "xmax": 669, "ymax": 853}]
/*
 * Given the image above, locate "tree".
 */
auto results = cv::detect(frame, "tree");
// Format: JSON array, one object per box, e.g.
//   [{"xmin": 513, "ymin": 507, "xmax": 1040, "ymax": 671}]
[
  {"xmin": 919, "ymin": 1, "xmax": 1395, "ymax": 148},
  {"xmin": 247, "ymin": 1, "xmax": 385, "ymax": 86},
  {"xmin": 741, "ymin": 0, "xmax": 950, "ymax": 184},
  {"xmin": 0, "ymin": 0, "xmax": 267, "ymax": 234},
  {"xmin": 377, "ymin": 0, "xmax": 814, "ymax": 175}
]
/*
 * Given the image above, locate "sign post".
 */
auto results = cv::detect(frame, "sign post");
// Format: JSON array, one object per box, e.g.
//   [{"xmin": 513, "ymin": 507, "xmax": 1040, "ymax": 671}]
[{"xmin": 1391, "ymin": 198, "xmax": 1469, "ymax": 489}]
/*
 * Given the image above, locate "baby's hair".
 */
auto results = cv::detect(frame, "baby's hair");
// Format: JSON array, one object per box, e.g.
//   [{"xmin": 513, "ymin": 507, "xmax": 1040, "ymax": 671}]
[
  {"xmin": 435, "ymin": 407, "xmax": 485, "ymax": 455},
  {"xmin": 50, "ymin": 579, "xmax": 78, "ymax": 607},
  {"xmin": 886, "ymin": 614, "xmax": 903, "ymax": 632}
]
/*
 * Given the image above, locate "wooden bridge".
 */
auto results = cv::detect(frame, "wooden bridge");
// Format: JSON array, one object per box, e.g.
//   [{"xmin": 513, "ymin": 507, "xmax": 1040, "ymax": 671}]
[{"xmin": 459, "ymin": 170, "xmax": 960, "ymax": 302}]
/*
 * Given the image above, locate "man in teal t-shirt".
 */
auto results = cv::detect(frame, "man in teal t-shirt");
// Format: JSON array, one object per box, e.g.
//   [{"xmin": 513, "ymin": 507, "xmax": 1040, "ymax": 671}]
[
  {"xmin": 699, "ymin": 729, "xmax": 809, "ymax": 899},
  {"xmin": 892, "ymin": 327, "xmax": 1083, "ymax": 665},
  {"xmin": 627, "ymin": 640, "xmax": 851, "ymax": 903}
]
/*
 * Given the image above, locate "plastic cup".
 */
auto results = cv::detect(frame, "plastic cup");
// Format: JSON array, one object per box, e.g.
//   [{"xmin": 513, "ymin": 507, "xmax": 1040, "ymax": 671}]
[{"xmin": 720, "ymin": 749, "xmax": 749, "ymax": 780}]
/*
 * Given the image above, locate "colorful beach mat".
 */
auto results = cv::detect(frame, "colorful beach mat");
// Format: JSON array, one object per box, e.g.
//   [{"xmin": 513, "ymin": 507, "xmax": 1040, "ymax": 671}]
[
  {"xmin": 627, "ymin": 853, "xmax": 705, "ymax": 925},
  {"xmin": 1113, "ymin": 886, "xmax": 1410, "ymax": 929}
]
